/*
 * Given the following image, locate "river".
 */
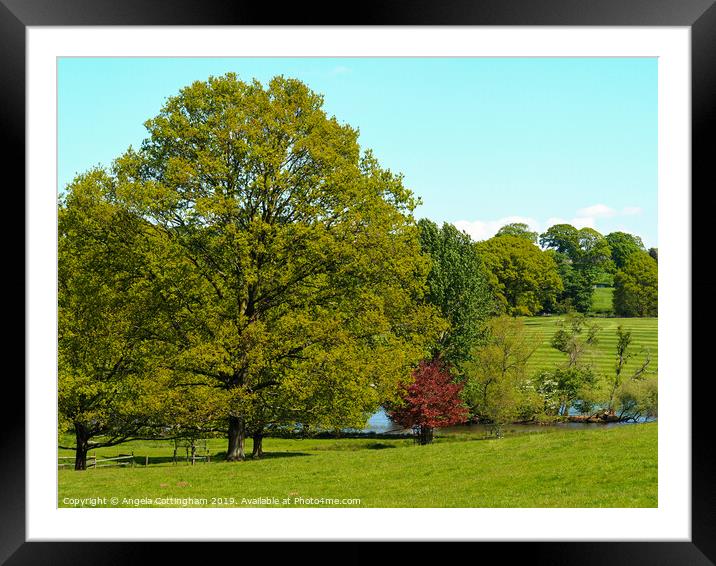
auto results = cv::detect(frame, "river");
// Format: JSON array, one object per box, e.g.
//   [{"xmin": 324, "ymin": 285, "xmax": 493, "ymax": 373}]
[{"xmin": 359, "ymin": 407, "xmax": 655, "ymax": 436}]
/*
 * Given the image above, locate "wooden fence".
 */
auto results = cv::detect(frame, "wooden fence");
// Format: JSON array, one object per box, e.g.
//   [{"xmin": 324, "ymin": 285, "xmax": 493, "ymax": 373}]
[
  {"xmin": 59, "ymin": 444, "xmax": 213, "ymax": 468},
  {"xmin": 58, "ymin": 452, "xmax": 135, "ymax": 469}
]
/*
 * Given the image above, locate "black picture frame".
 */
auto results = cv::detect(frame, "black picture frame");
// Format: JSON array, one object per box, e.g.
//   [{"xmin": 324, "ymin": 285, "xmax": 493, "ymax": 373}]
[{"xmin": 5, "ymin": 1, "xmax": 714, "ymax": 564}]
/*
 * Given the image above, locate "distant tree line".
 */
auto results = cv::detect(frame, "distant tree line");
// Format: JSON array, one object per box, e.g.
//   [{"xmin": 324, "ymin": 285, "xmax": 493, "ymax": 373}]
[
  {"xmin": 474, "ymin": 222, "xmax": 657, "ymax": 317},
  {"xmin": 386, "ymin": 221, "xmax": 657, "ymax": 444}
]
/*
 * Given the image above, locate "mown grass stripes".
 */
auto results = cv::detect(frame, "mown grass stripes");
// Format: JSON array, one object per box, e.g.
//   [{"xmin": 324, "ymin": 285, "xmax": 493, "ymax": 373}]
[{"xmin": 522, "ymin": 316, "xmax": 657, "ymax": 379}]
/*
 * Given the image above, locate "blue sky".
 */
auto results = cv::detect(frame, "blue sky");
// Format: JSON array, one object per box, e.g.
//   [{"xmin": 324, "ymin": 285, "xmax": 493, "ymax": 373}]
[{"xmin": 58, "ymin": 57, "xmax": 657, "ymax": 247}]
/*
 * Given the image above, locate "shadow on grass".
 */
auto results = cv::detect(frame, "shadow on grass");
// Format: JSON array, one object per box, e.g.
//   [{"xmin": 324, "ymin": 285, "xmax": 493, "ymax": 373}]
[
  {"xmin": 217, "ymin": 451, "xmax": 313, "ymax": 462},
  {"xmin": 365, "ymin": 442, "xmax": 397, "ymax": 450},
  {"xmin": 134, "ymin": 452, "xmax": 314, "ymax": 466}
]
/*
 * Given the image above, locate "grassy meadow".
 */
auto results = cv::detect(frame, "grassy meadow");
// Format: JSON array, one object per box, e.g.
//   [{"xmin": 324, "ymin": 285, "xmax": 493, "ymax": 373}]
[
  {"xmin": 522, "ymin": 315, "xmax": 658, "ymax": 379},
  {"xmin": 58, "ymin": 422, "xmax": 657, "ymax": 508}
]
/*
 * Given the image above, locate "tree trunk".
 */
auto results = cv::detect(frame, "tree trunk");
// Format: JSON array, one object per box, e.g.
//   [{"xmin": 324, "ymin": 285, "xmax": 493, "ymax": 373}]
[
  {"xmin": 226, "ymin": 415, "xmax": 246, "ymax": 461},
  {"xmin": 74, "ymin": 424, "xmax": 90, "ymax": 471},
  {"xmin": 251, "ymin": 433, "xmax": 264, "ymax": 459},
  {"xmin": 418, "ymin": 425, "xmax": 433, "ymax": 445}
]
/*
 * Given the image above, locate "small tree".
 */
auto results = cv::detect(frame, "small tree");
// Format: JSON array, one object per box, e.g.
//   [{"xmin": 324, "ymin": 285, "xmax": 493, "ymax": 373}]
[
  {"xmin": 387, "ymin": 360, "xmax": 469, "ymax": 445},
  {"xmin": 463, "ymin": 316, "xmax": 542, "ymax": 434},
  {"xmin": 607, "ymin": 325, "xmax": 653, "ymax": 417},
  {"xmin": 537, "ymin": 314, "xmax": 600, "ymax": 416},
  {"xmin": 550, "ymin": 313, "xmax": 599, "ymax": 368}
]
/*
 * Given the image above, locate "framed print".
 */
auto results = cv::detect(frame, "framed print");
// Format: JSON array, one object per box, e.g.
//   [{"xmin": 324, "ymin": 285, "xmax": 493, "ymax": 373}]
[{"xmin": 6, "ymin": 0, "xmax": 715, "ymax": 563}]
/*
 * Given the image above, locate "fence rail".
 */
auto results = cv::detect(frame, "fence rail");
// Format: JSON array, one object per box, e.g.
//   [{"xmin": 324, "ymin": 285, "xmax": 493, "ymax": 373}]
[
  {"xmin": 58, "ymin": 452, "xmax": 134, "ymax": 469},
  {"xmin": 60, "ymin": 439, "xmax": 215, "ymax": 468}
]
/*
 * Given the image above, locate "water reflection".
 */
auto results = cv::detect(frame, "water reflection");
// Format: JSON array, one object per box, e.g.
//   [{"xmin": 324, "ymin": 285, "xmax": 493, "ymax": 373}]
[{"xmin": 360, "ymin": 407, "xmax": 655, "ymax": 436}]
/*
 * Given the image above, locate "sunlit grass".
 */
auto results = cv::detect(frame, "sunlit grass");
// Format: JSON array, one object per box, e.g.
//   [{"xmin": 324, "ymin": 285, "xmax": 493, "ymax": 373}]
[
  {"xmin": 522, "ymin": 316, "xmax": 657, "ymax": 379},
  {"xmin": 58, "ymin": 423, "xmax": 657, "ymax": 508}
]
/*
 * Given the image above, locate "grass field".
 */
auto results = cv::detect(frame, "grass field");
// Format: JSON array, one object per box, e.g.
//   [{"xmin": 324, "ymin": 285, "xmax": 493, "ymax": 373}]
[
  {"xmin": 522, "ymin": 316, "xmax": 657, "ymax": 379},
  {"xmin": 591, "ymin": 287, "xmax": 615, "ymax": 314},
  {"xmin": 58, "ymin": 423, "xmax": 657, "ymax": 508}
]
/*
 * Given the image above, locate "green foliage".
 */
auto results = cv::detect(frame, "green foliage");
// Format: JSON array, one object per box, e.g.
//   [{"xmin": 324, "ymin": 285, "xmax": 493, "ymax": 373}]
[
  {"xmin": 58, "ymin": 170, "xmax": 169, "ymax": 467},
  {"xmin": 463, "ymin": 316, "xmax": 542, "ymax": 425},
  {"xmin": 495, "ymin": 222, "xmax": 538, "ymax": 244},
  {"xmin": 532, "ymin": 367, "xmax": 598, "ymax": 416},
  {"xmin": 615, "ymin": 377, "xmax": 658, "ymax": 421},
  {"xmin": 550, "ymin": 313, "xmax": 600, "ymax": 367},
  {"xmin": 607, "ymin": 325, "xmax": 655, "ymax": 418},
  {"xmin": 605, "ymin": 231, "xmax": 646, "ymax": 269},
  {"xmin": 533, "ymin": 313, "xmax": 601, "ymax": 415},
  {"xmin": 417, "ymin": 219, "xmax": 493, "ymax": 366},
  {"xmin": 613, "ymin": 251, "xmax": 658, "ymax": 317},
  {"xmin": 110, "ymin": 73, "xmax": 444, "ymax": 453},
  {"xmin": 540, "ymin": 225, "xmax": 614, "ymax": 313},
  {"xmin": 476, "ymin": 235, "xmax": 563, "ymax": 316},
  {"xmin": 539, "ymin": 223, "xmax": 581, "ymax": 257},
  {"xmin": 548, "ymin": 251, "xmax": 594, "ymax": 313}
]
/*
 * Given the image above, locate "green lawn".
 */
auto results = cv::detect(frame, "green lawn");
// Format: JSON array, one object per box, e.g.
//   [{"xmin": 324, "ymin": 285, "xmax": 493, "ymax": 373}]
[
  {"xmin": 522, "ymin": 316, "xmax": 657, "ymax": 378},
  {"xmin": 58, "ymin": 423, "xmax": 657, "ymax": 508},
  {"xmin": 591, "ymin": 287, "xmax": 615, "ymax": 314}
]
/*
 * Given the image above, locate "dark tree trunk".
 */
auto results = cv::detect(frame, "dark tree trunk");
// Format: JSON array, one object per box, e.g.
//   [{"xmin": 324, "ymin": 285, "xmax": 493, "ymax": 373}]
[
  {"xmin": 74, "ymin": 424, "xmax": 90, "ymax": 471},
  {"xmin": 226, "ymin": 415, "xmax": 246, "ymax": 461},
  {"xmin": 251, "ymin": 433, "xmax": 264, "ymax": 459},
  {"xmin": 417, "ymin": 425, "xmax": 433, "ymax": 445}
]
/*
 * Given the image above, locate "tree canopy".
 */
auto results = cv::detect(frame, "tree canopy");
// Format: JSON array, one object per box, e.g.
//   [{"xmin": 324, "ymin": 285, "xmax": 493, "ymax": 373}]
[
  {"xmin": 63, "ymin": 73, "xmax": 444, "ymax": 462},
  {"xmin": 58, "ymin": 170, "xmax": 168, "ymax": 469},
  {"xmin": 613, "ymin": 251, "xmax": 658, "ymax": 317},
  {"xmin": 417, "ymin": 219, "xmax": 493, "ymax": 367},
  {"xmin": 495, "ymin": 222, "xmax": 538, "ymax": 244},
  {"xmin": 476, "ymin": 235, "xmax": 563, "ymax": 316},
  {"xmin": 539, "ymin": 225, "xmax": 614, "ymax": 313},
  {"xmin": 386, "ymin": 359, "xmax": 469, "ymax": 444},
  {"xmin": 605, "ymin": 231, "xmax": 646, "ymax": 269}
]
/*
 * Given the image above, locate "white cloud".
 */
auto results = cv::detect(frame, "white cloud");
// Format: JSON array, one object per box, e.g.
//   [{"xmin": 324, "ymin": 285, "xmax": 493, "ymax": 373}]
[
  {"xmin": 621, "ymin": 206, "xmax": 642, "ymax": 216},
  {"xmin": 569, "ymin": 216, "xmax": 596, "ymax": 229},
  {"xmin": 455, "ymin": 204, "xmax": 645, "ymax": 244},
  {"xmin": 331, "ymin": 65, "xmax": 351, "ymax": 75},
  {"xmin": 453, "ymin": 216, "xmax": 539, "ymax": 242}
]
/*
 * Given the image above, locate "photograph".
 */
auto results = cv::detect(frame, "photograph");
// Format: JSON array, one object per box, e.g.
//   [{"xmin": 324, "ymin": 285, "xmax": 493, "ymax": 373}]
[
  {"xmin": 6, "ymin": 2, "xmax": 712, "ymax": 560},
  {"xmin": 56, "ymin": 55, "xmax": 659, "ymax": 509}
]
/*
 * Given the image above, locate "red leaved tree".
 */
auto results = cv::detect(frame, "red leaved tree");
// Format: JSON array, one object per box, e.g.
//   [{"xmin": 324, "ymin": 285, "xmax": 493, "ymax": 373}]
[{"xmin": 387, "ymin": 359, "xmax": 469, "ymax": 445}]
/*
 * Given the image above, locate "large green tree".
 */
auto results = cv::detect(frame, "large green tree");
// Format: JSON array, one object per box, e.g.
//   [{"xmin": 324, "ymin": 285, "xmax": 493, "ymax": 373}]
[
  {"xmin": 540, "ymin": 224, "xmax": 613, "ymax": 312},
  {"xmin": 605, "ymin": 231, "xmax": 646, "ymax": 270},
  {"xmin": 112, "ymin": 74, "xmax": 442, "ymax": 461},
  {"xmin": 476, "ymin": 235, "xmax": 563, "ymax": 316},
  {"xmin": 417, "ymin": 219, "xmax": 493, "ymax": 367},
  {"xmin": 495, "ymin": 222, "xmax": 538, "ymax": 244},
  {"xmin": 58, "ymin": 171, "xmax": 166, "ymax": 470},
  {"xmin": 613, "ymin": 251, "xmax": 658, "ymax": 317}
]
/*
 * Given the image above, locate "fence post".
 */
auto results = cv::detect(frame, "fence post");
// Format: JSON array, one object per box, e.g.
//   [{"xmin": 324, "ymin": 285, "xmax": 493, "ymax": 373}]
[
  {"xmin": 90, "ymin": 453, "xmax": 96, "ymax": 469},
  {"xmin": 145, "ymin": 455, "xmax": 149, "ymax": 467},
  {"xmin": 131, "ymin": 451, "xmax": 135, "ymax": 468}
]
